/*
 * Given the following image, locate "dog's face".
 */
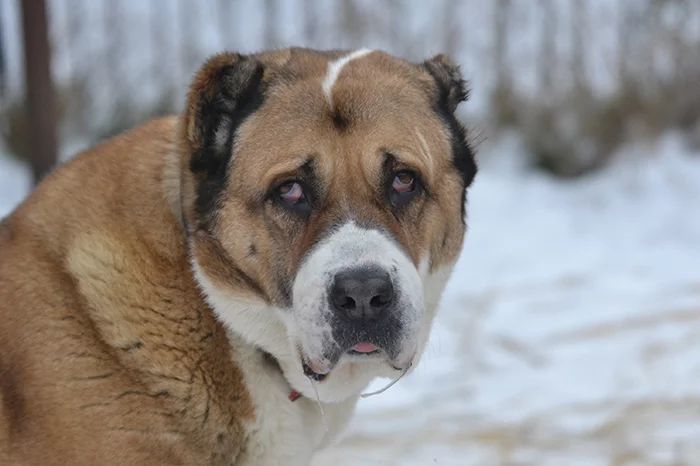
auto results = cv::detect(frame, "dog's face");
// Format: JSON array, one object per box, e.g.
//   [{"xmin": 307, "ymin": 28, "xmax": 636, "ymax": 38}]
[{"xmin": 179, "ymin": 48, "xmax": 476, "ymax": 401}]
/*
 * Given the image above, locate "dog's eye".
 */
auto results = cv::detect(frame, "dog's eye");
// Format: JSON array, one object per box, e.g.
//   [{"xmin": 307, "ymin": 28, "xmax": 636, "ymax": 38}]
[
  {"xmin": 392, "ymin": 172, "xmax": 415, "ymax": 193},
  {"xmin": 276, "ymin": 181, "xmax": 311, "ymax": 215},
  {"xmin": 390, "ymin": 171, "xmax": 419, "ymax": 208},
  {"xmin": 278, "ymin": 182, "xmax": 304, "ymax": 203}
]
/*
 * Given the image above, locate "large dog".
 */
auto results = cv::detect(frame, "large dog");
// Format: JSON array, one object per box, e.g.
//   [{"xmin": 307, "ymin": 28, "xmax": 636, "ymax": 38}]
[{"xmin": 0, "ymin": 48, "xmax": 477, "ymax": 465}]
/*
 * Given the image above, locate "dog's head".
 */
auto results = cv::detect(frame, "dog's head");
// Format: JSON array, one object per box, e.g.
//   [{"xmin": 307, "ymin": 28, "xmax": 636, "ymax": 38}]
[{"xmin": 177, "ymin": 48, "xmax": 476, "ymax": 402}]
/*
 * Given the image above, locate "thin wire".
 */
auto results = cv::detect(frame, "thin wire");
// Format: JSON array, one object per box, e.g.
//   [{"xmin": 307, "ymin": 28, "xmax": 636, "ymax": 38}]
[
  {"xmin": 360, "ymin": 363, "xmax": 411, "ymax": 398},
  {"xmin": 310, "ymin": 379, "xmax": 330, "ymax": 434}
]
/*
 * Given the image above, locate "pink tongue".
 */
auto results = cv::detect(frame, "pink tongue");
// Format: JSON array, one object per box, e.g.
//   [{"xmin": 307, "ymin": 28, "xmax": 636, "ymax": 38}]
[{"xmin": 352, "ymin": 342, "xmax": 378, "ymax": 353}]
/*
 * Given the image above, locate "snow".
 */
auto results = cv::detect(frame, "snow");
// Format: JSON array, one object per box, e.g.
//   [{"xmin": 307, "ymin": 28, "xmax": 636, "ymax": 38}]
[{"xmin": 2, "ymin": 132, "xmax": 699, "ymax": 465}]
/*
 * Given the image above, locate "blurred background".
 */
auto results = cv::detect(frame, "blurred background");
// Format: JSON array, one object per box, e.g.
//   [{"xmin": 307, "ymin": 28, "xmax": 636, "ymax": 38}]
[{"xmin": 1, "ymin": 1, "xmax": 700, "ymax": 464}]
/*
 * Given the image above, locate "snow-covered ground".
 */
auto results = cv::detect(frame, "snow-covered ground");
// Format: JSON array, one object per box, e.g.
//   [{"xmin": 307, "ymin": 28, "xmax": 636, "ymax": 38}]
[{"xmin": 2, "ymin": 133, "xmax": 700, "ymax": 465}]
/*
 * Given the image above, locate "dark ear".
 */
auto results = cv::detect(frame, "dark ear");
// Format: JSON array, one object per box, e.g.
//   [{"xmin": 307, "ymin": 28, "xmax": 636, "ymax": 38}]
[
  {"xmin": 423, "ymin": 54, "xmax": 469, "ymax": 114},
  {"xmin": 422, "ymin": 54, "xmax": 477, "ymax": 204},
  {"xmin": 180, "ymin": 52, "xmax": 266, "ymax": 229},
  {"xmin": 183, "ymin": 52, "xmax": 266, "ymax": 179}
]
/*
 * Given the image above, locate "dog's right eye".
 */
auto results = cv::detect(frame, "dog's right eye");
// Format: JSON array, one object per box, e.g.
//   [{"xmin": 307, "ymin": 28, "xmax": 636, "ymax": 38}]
[
  {"xmin": 389, "ymin": 170, "xmax": 421, "ymax": 209},
  {"xmin": 275, "ymin": 182, "xmax": 311, "ymax": 215}
]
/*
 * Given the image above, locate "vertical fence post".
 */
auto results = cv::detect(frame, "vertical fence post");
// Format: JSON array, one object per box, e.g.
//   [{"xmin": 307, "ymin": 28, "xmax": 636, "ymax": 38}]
[
  {"xmin": 0, "ymin": 0, "xmax": 6, "ymax": 99},
  {"xmin": 20, "ymin": 0, "xmax": 58, "ymax": 185}
]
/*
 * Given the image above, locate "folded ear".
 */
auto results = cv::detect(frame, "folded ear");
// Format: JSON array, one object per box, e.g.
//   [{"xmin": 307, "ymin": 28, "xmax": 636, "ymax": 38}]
[
  {"xmin": 178, "ymin": 52, "xmax": 266, "ymax": 230},
  {"xmin": 183, "ymin": 52, "xmax": 266, "ymax": 179},
  {"xmin": 422, "ymin": 54, "xmax": 477, "ymax": 201},
  {"xmin": 423, "ymin": 54, "xmax": 469, "ymax": 114}
]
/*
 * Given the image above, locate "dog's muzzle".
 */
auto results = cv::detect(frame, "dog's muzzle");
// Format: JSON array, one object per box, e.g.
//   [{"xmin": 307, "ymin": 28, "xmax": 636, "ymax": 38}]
[
  {"xmin": 291, "ymin": 222, "xmax": 425, "ymax": 381},
  {"xmin": 327, "ymin": 265, "xmax": 404, "ymax": 357}
]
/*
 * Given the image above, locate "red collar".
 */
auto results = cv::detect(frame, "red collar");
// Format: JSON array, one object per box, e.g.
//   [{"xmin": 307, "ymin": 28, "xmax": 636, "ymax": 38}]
[{"xmin": 261, "ymin": 350, "xmax": 303, "ymax": 402}]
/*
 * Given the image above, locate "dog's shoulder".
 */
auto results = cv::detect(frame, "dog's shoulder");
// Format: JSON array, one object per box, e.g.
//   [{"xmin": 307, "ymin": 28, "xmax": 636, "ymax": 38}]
[{"xmin": 0, "ymin": 116, "xmax": 255, "ymax": 465}]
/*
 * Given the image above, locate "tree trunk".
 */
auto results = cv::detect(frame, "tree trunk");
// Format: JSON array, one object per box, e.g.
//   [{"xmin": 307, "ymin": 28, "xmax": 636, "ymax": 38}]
[
  {"xmin": 20, "ymin": 0, "xmax": 58, "ymax": 185},
  {"xmin": 493, "ymin": 0, "xmax": 511, "ymax": 92},
  {"xmin": 538, "ymin": 0, "xmax": 557, "ymax": 95},
  {"xmin": 571, "ymin": 0, "xmax": 587, "ymax": 92},
  {"xmin": 0, "ymin": 0, "xmax": 6, "ymax": 98}
]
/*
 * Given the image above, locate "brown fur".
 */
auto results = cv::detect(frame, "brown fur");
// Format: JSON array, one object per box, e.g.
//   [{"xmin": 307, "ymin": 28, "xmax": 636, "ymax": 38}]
[
  {"xmin": 0, "ymin": 119, "xmax": 254, "ymax": 465},
  {"xmin": 0, "ymin": 47, "xmax": 475, "ymax": 465}
]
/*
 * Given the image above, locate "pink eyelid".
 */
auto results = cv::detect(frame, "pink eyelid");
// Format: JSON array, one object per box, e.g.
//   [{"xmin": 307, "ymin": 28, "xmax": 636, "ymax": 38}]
[
  {"xmin": 392, "ymin": 175, "xmax": 414, "ymax": 192},
  {"xmin": 280, "ymin": 182, "xmax": 303, "ymax": 202}
]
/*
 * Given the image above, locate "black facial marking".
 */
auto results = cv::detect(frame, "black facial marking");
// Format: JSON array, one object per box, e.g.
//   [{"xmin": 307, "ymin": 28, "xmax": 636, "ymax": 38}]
[
  {"xmin": 331, "ymin": 110, "xmax": 348, "ymax": 130},
  {"xmin": 118, "ymin": 341, "xmax": 144, "ymax": 351},
  {"xmin": 423, "ymin": 61, "xmax": 478, "ymax": 219},
  {"xmin": 445, "ymin": 114, "xmax": 476, "ymax": 217},
  {"xmin": 246, "ymin": 244, "xmax": 257, "ymax": 257},
  {"xmin": 190, "ymin": 59, "xmax": 267, "ymax": 230}
]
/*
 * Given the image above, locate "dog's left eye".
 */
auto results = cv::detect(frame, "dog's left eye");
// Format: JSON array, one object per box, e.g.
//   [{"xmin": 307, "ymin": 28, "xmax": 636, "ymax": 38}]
[
  {"xmin": 278, "ymin": 182, "xmax": 304, "ymax": 203},
  {"xmin": 390, "ymin": 171, "xmax": 419, "ymax": 208},
  {"xmin": 276, "ymin": 181, "xmax": 311, "ymax": 215}
]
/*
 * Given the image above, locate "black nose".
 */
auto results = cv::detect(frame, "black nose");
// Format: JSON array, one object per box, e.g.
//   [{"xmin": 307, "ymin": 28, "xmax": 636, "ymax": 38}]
[{"xmin": 330, "ymin": 267, "xmax": 394, "ymax": 322}]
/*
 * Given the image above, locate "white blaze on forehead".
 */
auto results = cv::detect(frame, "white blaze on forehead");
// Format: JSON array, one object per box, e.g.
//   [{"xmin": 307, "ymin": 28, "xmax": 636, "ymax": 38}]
[{"xmin": 321, "ymin": 48, "xmax": 374, "ymax": 109}]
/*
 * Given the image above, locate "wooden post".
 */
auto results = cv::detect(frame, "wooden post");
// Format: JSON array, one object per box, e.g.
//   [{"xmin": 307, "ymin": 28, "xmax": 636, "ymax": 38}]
[
  {"xmin": 0, "ymin": 0, "xmax": 6, "ymax": 98},
  {"xmin": 20, "ymin": 0, "xmax": 58, "ymax": 185}
]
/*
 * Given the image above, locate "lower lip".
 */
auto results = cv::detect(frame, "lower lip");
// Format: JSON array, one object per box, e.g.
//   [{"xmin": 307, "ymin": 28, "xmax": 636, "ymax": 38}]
[
  {"xmin": 302, "ymin": 362, "xmax": 328, "ymax": 381},
  {"xmin": 351, "ymin": 342, "xmax": 379, "ymax": 353}
]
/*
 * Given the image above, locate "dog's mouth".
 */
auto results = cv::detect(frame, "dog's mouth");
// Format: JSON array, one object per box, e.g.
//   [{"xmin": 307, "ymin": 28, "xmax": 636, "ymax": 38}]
[
  {"xmin": 301, "ymin": 341, "xmax": 387, "ymax": 381},
  {"xmin": 348, "ymin": 342, "xmax": 381, "ymax": 354},
  {"xmin": 302, "ymin": 361, "xmax": 329, "ymax": 381}
]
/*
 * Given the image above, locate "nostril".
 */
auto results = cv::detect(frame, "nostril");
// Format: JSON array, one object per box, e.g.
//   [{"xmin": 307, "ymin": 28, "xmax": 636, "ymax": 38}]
[
  {"xmin": 336, "ymin": 296, "xmax": 356, "ymax": 310},
  {"xmin": 368, "ymin": 278, "xmax": 394, "ymax": 309},
  {"xmin": 369, "ymin": 293, "xmax": 391, "ymax": 309}
]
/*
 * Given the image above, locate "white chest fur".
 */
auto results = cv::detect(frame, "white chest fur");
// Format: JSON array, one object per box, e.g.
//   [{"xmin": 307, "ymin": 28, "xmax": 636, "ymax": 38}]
[{"xmin": 233, "ymin": 342, "xmax": 358, "ymax": 466}]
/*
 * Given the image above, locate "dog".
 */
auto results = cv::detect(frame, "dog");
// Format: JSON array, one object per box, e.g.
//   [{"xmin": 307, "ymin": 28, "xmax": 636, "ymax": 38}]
[{"xmin": 0, "ymin": 47, "xmax": 477, "ymax": 465}]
